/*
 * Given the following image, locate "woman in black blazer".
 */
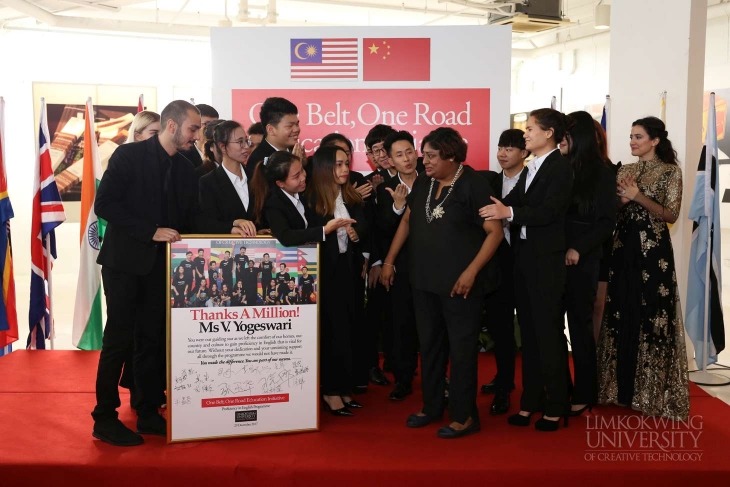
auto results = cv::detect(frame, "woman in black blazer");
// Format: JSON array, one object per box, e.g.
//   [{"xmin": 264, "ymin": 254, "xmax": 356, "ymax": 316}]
[
  {"xmin": 480, "ymin": 109, "xmax": 574, "ymax": 432},
  {"xmin": 198, "ymin": 120, "xmax": 257, "ymax": 237},
  {"xmin": 251, "ymin": 151, "xmax": 360, "ymax": 415},
  {"xmin": 563, "ymin": 111, "xmax": 617, "ymax": 417}
]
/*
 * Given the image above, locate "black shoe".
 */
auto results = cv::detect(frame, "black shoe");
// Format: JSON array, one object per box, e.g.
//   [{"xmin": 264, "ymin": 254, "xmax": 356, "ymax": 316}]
[
  {"xmin": 569, "ymin": 404, "xmax": 593, "ymax": 417},
  {"xmin": 437, "ymin": 420, "xmax": 481, "ymax": 439},
  {"xmin": 369, "ymin": 367, "xmax": 391, "ymax": 386},
  {"xmin": 534, "ymin": 415, "xmax": 569, "ymax": 432},
  {"xmin": 389, "ymin": 383, "xmax": 413, "ymax": 401},
  {"xmin": 136, "ymin": 414, "xmax": 166, "ymax": 436},
  {"xmin": 353, "ymin": 385, "xmax": 368, "ymax": 394},
  {"xmin": 480, "ymin": 378, "xmax": 498, "ymax": 395},
  {"xmin": 93, "ymin": 419, "xmax": 144, "ymax": 447},
  {"xmin": 507, "ymin": 412, "xmax": 533, "ymax": 427},
  {"xmin": 406, "ymin": 413, "xmax": 440, "ymax": 428},
  {"xmin": 490, "ymin": 391, "xmax": 511, "ymax": 415},
  {"xmin": 343, "ymin": 399, "xmax": 363, "ymax": 409},
  {"xmin": 322, "ymin": 399, "xmax": 354, "ymax": 417}
]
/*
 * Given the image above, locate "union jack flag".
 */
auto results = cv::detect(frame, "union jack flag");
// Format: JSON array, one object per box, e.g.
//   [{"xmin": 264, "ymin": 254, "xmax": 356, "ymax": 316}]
[{"xmin": 27, "ymin": 98, "xmax": 66, "ymax": 350}]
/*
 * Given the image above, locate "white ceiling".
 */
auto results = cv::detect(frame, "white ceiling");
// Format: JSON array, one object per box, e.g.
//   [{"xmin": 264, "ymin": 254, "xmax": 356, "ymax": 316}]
[{"xmin": 0, "ymin": 0, "xmax": 606, "ymax": 47}]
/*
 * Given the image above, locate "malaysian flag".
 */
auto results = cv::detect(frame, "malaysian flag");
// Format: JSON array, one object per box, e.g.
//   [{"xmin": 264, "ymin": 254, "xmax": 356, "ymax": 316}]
[
  {"xmin": 290, "ymin": 38, "xmax": 358, "ymax": 81},
  {"xmin": 27, "ymin": 98, "xmax": 66, "ymax": 350}
]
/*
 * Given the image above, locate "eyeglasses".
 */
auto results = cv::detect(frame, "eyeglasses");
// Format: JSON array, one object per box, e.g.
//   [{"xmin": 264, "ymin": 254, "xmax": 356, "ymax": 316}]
[
  {"xmin": 372, "ymin": 147, "xmax": 387, "ymax": 156},
  {"xmin": 229, "ymin": 138, "xmax": 253, "ymax": 148}
]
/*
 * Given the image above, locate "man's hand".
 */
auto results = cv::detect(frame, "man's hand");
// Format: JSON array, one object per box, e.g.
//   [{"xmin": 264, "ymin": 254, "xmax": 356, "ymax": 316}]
[
  {"xmin": 292, "ymin": 140, "xmax": 306, "ymax": 160},
  {"xmin": 153, "ymin": 228, "xmax": 181, "ymax": 243},
  {"xmin": 385, "ymin": 184, "xmax": 408, "ymax": 210},
  {"xmin": 368, "ymin": 265, "xmax": 382, "ymax": 289},
  {"xmin": 353, "ymin": 181, "xmax": 374, "ymax": 200}
]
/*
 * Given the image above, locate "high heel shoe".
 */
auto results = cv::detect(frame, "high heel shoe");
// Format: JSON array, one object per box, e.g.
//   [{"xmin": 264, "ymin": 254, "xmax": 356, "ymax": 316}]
[
  {"xmin": 322, "ymin": 398, "xmax": 353, "ymax": 417},
  {"xmin": 534, "ymin": 414, "xmax": 569, "ymax": 432},
  {"xmin": 342, "ymin": 399, "xmax": 363, "ymax": 409},
  {"xmin": 569, "ymin": 404, "xmax": 593, "ymax": 417},
  {"xmin": 507, "ymin": 412, "xmax": 534, "ymax": 427}
]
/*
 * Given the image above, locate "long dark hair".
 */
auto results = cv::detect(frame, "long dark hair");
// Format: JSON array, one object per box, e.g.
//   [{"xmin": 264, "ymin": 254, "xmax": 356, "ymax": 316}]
[
  {"xmin": 632, "ymin": 116, "xmax": 679, "ymax": 166},
  {"xmin": 250, "ymin": 151, "xmax": 301, "ymax": 225},
  {"xmin": 567, "ymin": 111, "xmax": 606, "ymax": 216},
  {"xmin": 307, "ymin": 145, "xmax": 362, "ymax": 216}
]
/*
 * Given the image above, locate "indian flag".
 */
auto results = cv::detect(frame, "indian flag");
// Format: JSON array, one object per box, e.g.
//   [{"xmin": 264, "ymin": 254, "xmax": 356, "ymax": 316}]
[{"xmin": 72, "ymin": 98, "xmax": 104, "ymax": 350}]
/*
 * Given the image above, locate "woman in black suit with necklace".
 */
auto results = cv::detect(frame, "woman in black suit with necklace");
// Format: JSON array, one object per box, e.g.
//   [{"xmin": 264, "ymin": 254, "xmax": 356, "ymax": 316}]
[
  {"xmin": 380, "ymin": 127, "xmax": 503, "ymax": 438},
  {"xmin": 251, "ymin": 150, "xmax": 360, "ymax": 415},
  {"xmin": 480, "ymin": 109, "xmax": 573, "ymax": 431},
  {"xmin": 199, "ymin": 120, "xmax": 258, "ymax": 237}
]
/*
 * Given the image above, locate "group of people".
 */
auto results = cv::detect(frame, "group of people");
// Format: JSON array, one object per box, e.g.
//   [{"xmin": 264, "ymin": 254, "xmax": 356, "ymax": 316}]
[
  {"xmin": 90, "ymin": 95, "xmax": 689, "ymax": 447},
  {"xmin": 171, "ymin": 248, "xmax": 315, "ymax": 308}
]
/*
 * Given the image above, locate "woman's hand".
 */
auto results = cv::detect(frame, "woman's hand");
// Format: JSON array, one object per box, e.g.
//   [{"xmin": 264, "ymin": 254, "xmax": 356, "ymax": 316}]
[
  {"xmin": 617, "ymin": 176, "xmax": 640, "ymax": 201},
  {"xmin": 565, "ymin": 248, "xmax": 580, "ymax": 266},
  {"xmin": 346, "ymin": 225, "xmax": 359, "ymax": 242},
  {"xmin": 233, "ymin": 219, "xmax": 257, "ymax": 237},
  {"xmin": 451, "ymin": 268, "xmax": 477, "ymax": 298},
  {"xmin": 353, "ymin": 181, "xmax": 373, "ymax": 200},
  {"xmin": 385, "ymin": 184, "xmax": 409, "ymax": 211},
  {"xmin": 257, "ymin": 228, "xmax": 272, "ymax": 235},
  {"xmin": 479, "ymin": 197, "xmax": 511, "ymax": 221},
  {"xmin": 324, "ymin": 218, "xmax": 356, "ymax": 235},
  {"xmin": 379, "ymin": 264, "xmax": 395, "ymax": 291}
]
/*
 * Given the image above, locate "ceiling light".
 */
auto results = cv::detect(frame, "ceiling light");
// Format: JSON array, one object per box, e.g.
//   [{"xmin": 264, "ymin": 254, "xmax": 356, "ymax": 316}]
[{"xmin": 595, "ymin": 2, "xmax": 610, "ymax": 30}]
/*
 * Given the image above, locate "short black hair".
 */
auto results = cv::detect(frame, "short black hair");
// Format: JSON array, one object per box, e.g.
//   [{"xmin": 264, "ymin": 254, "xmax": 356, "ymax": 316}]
[
  {"xmin": 196, "ymin": 104, "xmax": 219, "ymax": 119},
  {"xmin": 186, "ymin": 251, "xmax": 192, "ymax": 255},
  {"xmin": 302, "ymin": 266, "xmax": 308, "ymax": 271},
  {"xmin": 498, "ymin": 129, "xmax": 527, "ymax": 151},
  {"xmin": 209, "ymin": 260, "xmax": 217, "ymax": 265},
  {"xmin": 421, "ymin": 127, "xmax": 467, "ymax": 164},
  {"xmin": 260, "ymin": 97, "xmax": 298, "ymax": 129},
  {"xmin": 263, "ymin": 253, "xmax": 269, "ymax": 257},
  {"xmin": 248, "ymin": 122, "xmax": 264, "ymax": 136},
  {"xmin": 160, "ymin": 100, "xmax": 198, "ymax": 133},
  {"xmin": 240, "ymin": 247, "xmax": 246, "ymax": 251},
  {"xmin": 225, "ymin": 251, "xmax": 230, "ymax": 255},
  {"xmin": 384, "ymin": 130, "xmax": 414, "ymax": 156},
  {"xmin": 280, "ymin": 263, "xmax": 286, "ymax": 267},
  {"xmin": 365, "ymin": 124, "xmax": 396, "ymax": 149},
  {"xmin": 197, "ymin": 248, "xmax": 204, "ymax": 253}
]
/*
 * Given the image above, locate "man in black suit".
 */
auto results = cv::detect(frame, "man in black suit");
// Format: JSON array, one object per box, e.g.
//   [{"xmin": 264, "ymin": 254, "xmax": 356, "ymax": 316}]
[
  {"xmin": 374, "ymin": 130, "xmax": 421, "ymax": 401},
  {"xmin": 478, "ymin": 129, "xmax": 528, "ymax": 415},
  {"xmin": 482, "ymin": 110, "xmax": 573, "ymax": 430},
  {"xmin": 245, "ymin": 97, "xmax": 303, "ymax": 180},
  {"xmin": 179, "ymin": 104, "xmax": 219, "ymax": 168},
  {"xmin": 91, "ymin": 100, "xmax": 240, "ymax": 447}
]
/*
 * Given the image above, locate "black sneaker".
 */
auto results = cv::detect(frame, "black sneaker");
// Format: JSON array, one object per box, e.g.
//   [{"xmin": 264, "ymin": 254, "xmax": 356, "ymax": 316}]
[
  {"xmin": 92, "ymin": 419, "xmax": 144, "ymax": 447},
  {"xmin": 389, "ymin": 383, "xmax": 413, "ymax": 401},
  {"xmin": 136, "ymin": 414, "xmax": 167, "ymax": 436}
]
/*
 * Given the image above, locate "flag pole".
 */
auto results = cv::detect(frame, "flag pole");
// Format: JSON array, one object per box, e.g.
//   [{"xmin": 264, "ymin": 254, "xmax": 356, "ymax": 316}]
[
  {"xmin": 690, "ymin": 92, "xmax": 730, "ymax": 386},
  {"xmin": 45, "ymin": 234, "xmax": 55, "ymax": 350}
]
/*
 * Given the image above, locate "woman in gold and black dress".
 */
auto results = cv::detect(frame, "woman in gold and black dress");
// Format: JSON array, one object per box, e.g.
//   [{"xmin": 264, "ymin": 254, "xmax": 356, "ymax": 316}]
[{"xmin": 597, "ymin": 116, "xmax": 689, "ymax": 420}]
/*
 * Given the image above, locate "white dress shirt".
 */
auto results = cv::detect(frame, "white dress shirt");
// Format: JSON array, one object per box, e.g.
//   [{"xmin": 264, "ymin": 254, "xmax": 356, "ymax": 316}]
[
  {"xmin": 508, "ymin": 148, "xmax": 558, "ymax": 240},
  {"xmin": 501, "ymin": 168, "xmax": 522, "ymax": 245},
  {"xmin": 222, "ymin": 164, "xmax": 249, "ymax": 211}
]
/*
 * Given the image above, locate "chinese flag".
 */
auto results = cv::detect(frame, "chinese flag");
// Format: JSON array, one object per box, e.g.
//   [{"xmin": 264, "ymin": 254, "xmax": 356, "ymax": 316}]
[{"xmin": 362, "ymin": 38, "xmax": 430, "ymax": 82}]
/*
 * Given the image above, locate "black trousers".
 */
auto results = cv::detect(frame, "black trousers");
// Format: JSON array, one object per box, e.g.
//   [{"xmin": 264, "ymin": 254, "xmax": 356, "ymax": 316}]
[
  {"xmin": 92, "ymin": 255, "xmax": 167, "ymax": 422},
  {"xmin": 389, "ymin": 270, "xmax": 418, "ymax": 386},
  {"xmin": 484, "ymin": 249, "xmax": 516, "ymax": 392},
  {"xmin": 565, "ymin": 258, "xmax": 600, "ymax": 406},
  {"xmin": 513, "ymin": 240, "xmax": 569, "ymax": 418},
  {"xmin": 320, "ymin": 253, "xmax": 354, "ymax": 396},
  {"xmin": 365, "ymin": 281, "xmax": 393, "ymax": 370},
  {"xmin": 413, "ymin": 288, "xmax": 483, "ymax": 424},
  {"xmin": 351, "ymin": 266, "xmax": 370, "ymax": 387}
]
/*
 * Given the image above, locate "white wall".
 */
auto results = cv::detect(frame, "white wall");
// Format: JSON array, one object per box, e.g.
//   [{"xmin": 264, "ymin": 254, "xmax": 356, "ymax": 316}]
[{"xmin": 0, "ymin": 29, "xmax": 213, "ymax": 349}]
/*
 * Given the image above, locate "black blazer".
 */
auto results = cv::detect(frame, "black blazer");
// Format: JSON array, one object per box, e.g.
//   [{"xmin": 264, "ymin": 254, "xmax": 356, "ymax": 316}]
[
  {"xmin": 194, "ymin": 160, "xmax": 217, "ymax": 181},
  {"xmin": 179, "ymin": 146, "xmax": 203, "ymax": 168},
  {"xmin": 372, "ymin": 175, "xmax": 409, "ymax": 268},
  {"xmin": 502, "ymin": 150, "xmax": 573, "ymax": 255},
  {"xmin": 245, "ymin": 140, "xmax": 276, "ymax": 180},
  {"xmin": 349, "ymin": 171, "xmax": 375, "ymax": 268},
  {"xmin": 96, "ymin": 136, "xmax": 211, "ymax": 275},
  {"xmin": 263, "ymin": 188, "xmax": 325, "ymax": 248},
  {"xmin": 199, "ymin": 165, "xmax": 256, "ymax": 234},
  {"xmin": 565, "ymin": 163, "xmax": 617, "ymax": 260}
]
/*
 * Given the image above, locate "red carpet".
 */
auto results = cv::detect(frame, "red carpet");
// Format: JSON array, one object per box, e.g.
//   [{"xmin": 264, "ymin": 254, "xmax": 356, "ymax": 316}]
[{"xmin": 1, "ymin": 350, "xmax": 728, "ymax": 487}]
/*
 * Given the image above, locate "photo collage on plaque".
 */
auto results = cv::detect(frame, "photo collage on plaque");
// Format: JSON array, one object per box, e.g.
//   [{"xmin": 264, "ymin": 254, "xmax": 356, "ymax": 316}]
[{"xmin": 170, "ymin": 239, "xmax": 318, "ymax": 309}]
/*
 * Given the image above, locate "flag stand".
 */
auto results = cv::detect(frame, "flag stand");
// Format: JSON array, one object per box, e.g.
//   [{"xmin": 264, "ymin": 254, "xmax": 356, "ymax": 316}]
[
  {"xmin": 45, "ymin": 234, "xmax": 55, "ymax": 351},
  {"xmin": 689, "ymin": 92, "xmax": 730, "ymax": 386}
]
